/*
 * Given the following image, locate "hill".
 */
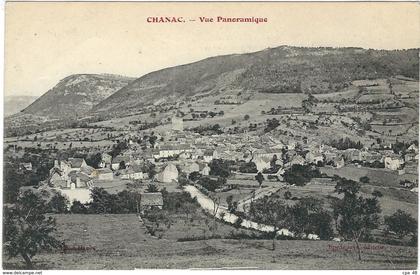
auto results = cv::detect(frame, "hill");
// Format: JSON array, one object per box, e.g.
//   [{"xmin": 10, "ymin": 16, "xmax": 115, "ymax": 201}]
[
  {"xmin": 92, "ymin": 46, "xmax": 418, "ymax": 116},
  {"xmin": 4, "ymin": 95, "xmax": 38, "ymax": 117},
  {"xmin": 22, "ymin": 74, "xmax": 135, "ymax": 118}
]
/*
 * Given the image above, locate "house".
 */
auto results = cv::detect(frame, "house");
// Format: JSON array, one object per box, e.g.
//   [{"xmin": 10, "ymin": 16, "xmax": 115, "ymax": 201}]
[
  {"xmin": 140, "ymin": 192, "xmax": 163, "ymax": 210},
  {"xmin": 156, "ymin": 163, "xmax": 179, "ymax": 183},
  {"xmin": 172, "ymin": 117, "xmax": 184, "ymax": 131},
  {"xmin": 157, "ymin": 144, "xmax": 192, "ymax": 159},
  {"xmin": 95, "ymin": 168, "xmax": 114, "ymax": 181},
  {"xmin": 384, "ymin": 156, "xmax": 404, "ymax": 171},
  {"xmin": 99, "ymin": 153, "xmax": 112, "ymax": 168},
  {"xmin": 331, "ymin": 156, "xmax": 345, "ymax": 168},
  {"xmin": 52, "ymin": 158, "xmax": 88, "ymax": 176},
  {"xmin": 404, "ymin": 152, "xmax": 417, "ymax": 162},
  {"xmin": 111, "ymin": 155, "xmax": 130, "ymax": 170},
  {"xmin": 68, "ymin": 171, "xmax": 93, "ymax": 189},
  {"xmin": 120, "ymin": 165, "xmax": 145, "ymax": 180},
  {"xmin": 407, "ymin": 144, "xmax": 419, "ymax": 154},
  {"xmin": 203, "ymin": 149, "xmax": 215, "ymax": 163},
  {"xmin": 343, "ymin": 149, "xmax": 362, "ymax": 162},
  {"xmin": 80, "ymin": 165, "xmax": 96, "ymax": 177},
  {"xmin": 360, "ymin": 151, "xmax": 383, "ymax": 163},
  {"xmin": 254, "ymin": 148, "xmax": 283, "ymax": 160},
  {"xmin": 290, "ymin": 155, "xmax": 306, "ymax": 166},
  {"xmin": 305, "ymin": 152, "xmax": 324, "ymax": 164},
  {"xmin": 253, "ymin": 155, "xmax": 271, "ymax": 172},
  {"xmin": 181, "ymin": 162, "xmax": 200, "ymax": 175},
  {"xmin": 201, "ymin": 164, "xmax": 211, "ymax": 176},
  {"xmin": 19, "ymin": 162, "xmax": 32, "ymax": 171}
]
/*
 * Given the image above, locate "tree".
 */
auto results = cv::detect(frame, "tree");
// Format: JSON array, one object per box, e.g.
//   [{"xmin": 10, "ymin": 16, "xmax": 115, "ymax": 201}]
[
  {"xmin": 255, "ymin": 172, "xmax": 264, "ymax": 188},
  {"xmin": 119, "ymin": 161, "xmax": 126, "ymax": 170},
  {"xmin": 209, "ymin": 195, "xmax": 221, "ymax": 236},
  {"xmin": 333, "ymin": 178, "xmax": 381, "ymax": 260},
  {"xmin": 48, "ymin": 192, "xmax": 69, "ymax": 213},
  {"xmin": 283, "ymin": 164, "xmax": 321, "ymax": 186},
  {"xmin": 209, "ymin": 159, "xmax": 232, "ymax": 178},
  {"xmin": 188, "ymin": 171, "xmax": 201, "ymax": 182},
  {"xmin": 249, "ymin": 196, "xmax": 288, "ymax": 252},
  {"xmin": 233, "ymin": 216, "xmax": 243, "ymax": 232},
  {"xmin": 146, "ymin": 184, "xmax": 159, "ymax": 193},
  {"xmin": 86, "ymin": 153, "xmax": 102, "ymax": 168},
  {"xmin": 384, "ymin": 210, "xmax": 417, "ymax": 239},
  {"xmin": 4, "ymin": 191, "xmax": 63, "ymax": 268},
  {"xmin": 372, "ymin": 190, "xmax": 383, "ymax": 198},
  {"xmin": 70, "ymin": 200, "xmax": 88, "ymax": 214},
  {"xmin": 359, "ymin": 176, "xmax": 370, "ymax": 184},
  {"xmin": 284, "ymin": 191, "xmax": 292, "ymax": 200},
  {"xmin": 226, "ymin": 195, "xmax": 238, "ymax": 213}
]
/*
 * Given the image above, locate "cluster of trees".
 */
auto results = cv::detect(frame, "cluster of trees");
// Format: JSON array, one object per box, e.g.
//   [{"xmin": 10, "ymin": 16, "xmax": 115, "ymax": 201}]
[
  {"xmin": 209, "ymin": 159, "xmax": 234, "ymax": 178},
  {"xmin": 283, "ymin": 164, "xmax": 322, "ymax": 186},
  {"xmin": 392, "ymin": 140, "xmax": 416, "ymax": 154},
  {"xmin": 247, "ymin": 176, "xmax": 417, "ymax": 259},
  {"xmin": 189, "ymin": 124, "xmax": 223, "ymax": 135},
  {"xmin": 264, "ymin": 118, "xmax": 280, "ymax": 133},
  {"xmin": 239, "ymin": 161, "xmax": 258, "ymax": 173},
  {"xmin": 196, "ymin": 176, "xmax": 227, "ymax": 192},
  {"xmin": 329, "ymin": 137, "xmax": 363, "ymax": 150}
]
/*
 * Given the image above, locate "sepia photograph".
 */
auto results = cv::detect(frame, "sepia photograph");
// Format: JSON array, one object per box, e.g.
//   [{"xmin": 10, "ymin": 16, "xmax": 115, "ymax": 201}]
[{"xmin": 2, "ymin": 1, "xmax": 419, "ymax": 271}]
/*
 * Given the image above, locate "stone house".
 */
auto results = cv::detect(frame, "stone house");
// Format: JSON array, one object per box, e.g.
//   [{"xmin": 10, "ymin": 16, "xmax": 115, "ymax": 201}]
[{"xmin": 384, "ymin": 156, "xmax": 404, "ymax": 171}]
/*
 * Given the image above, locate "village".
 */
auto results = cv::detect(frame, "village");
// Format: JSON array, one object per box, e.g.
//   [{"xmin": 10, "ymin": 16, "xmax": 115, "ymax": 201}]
[{"xmin": 12, "ymin": 114, "xmax": 417, "ymax": 216}]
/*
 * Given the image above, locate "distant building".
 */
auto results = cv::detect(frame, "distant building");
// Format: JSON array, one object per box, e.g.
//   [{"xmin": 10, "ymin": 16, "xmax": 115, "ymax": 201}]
[
  {"xmin": 120, "ymin": 165, "xmax": 145, "ymax": 180},
  {"xmin": 140, "ymin": 192, "xmax": 163, "ymax": 210},
  {"xmin": 156, "ymin": 163, "xmax": 179, "ymax": 183},
  {"xmin": 201, "ymin": 164, "xmax": 211, "ymax": 176},
  {"xmin": 384, "ymin": 156, "xmax": 404, "ymax": 171},
  {"xmin": 172, "ymin": 117, "xmax": 183, "ymax": 131},
  {"xmin": 95, "ymin": 168, "xmax": 114, "ymax": 181},
  {"xmin": 19, "ymin": 162, "xmax": 33, "ymax": 171},
  {"xmin": 253, "ymin": 155, "xmax": 271, "ymax": 172},
  {"xmin": 99, "ymin": 153, "xmax": 112, "ymax": 168}
]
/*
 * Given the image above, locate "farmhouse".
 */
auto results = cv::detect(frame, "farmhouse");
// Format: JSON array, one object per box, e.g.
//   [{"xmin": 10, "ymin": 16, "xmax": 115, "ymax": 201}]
[{"xmin": 384, "ymin": 156, "xmax": 404, "ymax": 171}]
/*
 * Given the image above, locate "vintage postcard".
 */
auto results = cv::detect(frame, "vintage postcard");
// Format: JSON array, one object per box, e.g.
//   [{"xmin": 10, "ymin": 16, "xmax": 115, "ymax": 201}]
[{"xmin": 2, "ymin": 1, "xmax": 419, "ymax": 272}]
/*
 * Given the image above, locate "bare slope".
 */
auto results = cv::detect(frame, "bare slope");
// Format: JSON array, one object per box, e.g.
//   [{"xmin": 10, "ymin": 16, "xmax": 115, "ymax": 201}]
[{"xmin": 92, "ymin": 46, "xmax": 418, "ymax": 116}]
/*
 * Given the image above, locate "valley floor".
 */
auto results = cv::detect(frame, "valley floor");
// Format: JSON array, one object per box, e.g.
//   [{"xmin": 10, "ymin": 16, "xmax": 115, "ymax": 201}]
[{"xmin": 2, "ymin": 214, "xmax": 417, "ymax": 270}]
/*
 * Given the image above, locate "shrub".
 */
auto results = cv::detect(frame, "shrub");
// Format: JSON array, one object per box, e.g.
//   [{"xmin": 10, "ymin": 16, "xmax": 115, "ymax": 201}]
[
  {"xmin": 385, "ymin": 210, "xmax": 417, "ymax": 239},
  {"xmin": 70, "ymin": 200, "xmax": 88, "ymax": 214}
]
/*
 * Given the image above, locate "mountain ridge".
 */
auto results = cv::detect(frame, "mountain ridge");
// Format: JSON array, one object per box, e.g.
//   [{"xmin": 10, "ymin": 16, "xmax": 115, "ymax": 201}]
[{"xmin": 22, "ymin": 74, "xmax": 136, "ymax": 118}]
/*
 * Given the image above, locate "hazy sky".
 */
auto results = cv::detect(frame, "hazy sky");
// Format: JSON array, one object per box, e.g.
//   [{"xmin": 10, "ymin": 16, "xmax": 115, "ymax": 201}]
[{"xmin": 5, "ymin": 2, "xmax": 420, "ymax": 97}]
